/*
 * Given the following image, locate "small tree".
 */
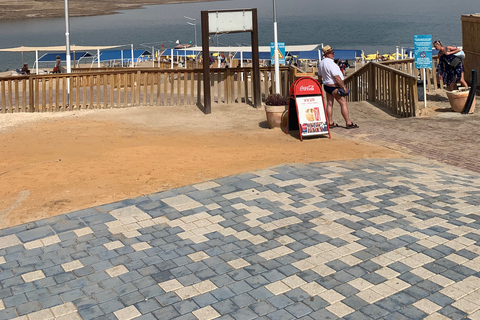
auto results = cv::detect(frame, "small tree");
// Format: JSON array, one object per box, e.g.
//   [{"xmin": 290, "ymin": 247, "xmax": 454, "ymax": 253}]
[{"xmin": 265, "ymin": 93, "xmax": 288, "ymax": 106}]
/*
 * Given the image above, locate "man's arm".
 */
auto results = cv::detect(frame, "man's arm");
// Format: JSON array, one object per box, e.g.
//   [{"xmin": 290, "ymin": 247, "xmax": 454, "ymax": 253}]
[{"xmin": 333, "ymin": 75, "xmax": 347, "ymax": 90}]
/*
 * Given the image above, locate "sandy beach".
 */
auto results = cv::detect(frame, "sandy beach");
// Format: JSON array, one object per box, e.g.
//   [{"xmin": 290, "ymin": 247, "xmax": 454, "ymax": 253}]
[
  {"xmin": 1, "ymin": 89, "xmax": 479, "ymax": 230},
  {"xmin": 0, "ymin": 0, "xmax": 217, "ymax": 20},
  {"xmin": 0, "ymin": 102, "xmax": 404, "ymax": 229}
]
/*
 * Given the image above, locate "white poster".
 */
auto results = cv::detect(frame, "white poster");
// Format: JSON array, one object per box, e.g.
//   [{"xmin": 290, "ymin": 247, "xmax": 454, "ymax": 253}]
[{"xmin": 296, "ymin": 96, "xmax": 328, "ymax": 136}]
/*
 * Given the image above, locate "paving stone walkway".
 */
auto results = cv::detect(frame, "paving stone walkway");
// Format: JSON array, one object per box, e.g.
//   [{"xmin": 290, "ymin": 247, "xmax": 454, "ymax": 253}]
[{"xmin": 1, "ymin": 158, "xmax": 480, "ymax": 320}]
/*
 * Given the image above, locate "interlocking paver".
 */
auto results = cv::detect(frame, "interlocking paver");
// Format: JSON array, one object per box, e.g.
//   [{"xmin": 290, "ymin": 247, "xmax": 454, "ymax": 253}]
[{"xmin": 1, "ymin": 159, "xmax": 480, "ymax": 319}]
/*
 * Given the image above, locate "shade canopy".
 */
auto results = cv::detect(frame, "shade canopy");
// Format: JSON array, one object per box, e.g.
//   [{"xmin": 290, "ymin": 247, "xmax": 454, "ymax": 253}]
[
  {"xmin": 321, "ymin": 49, "xmax": 363, "ymax": 61},
  {"xmin": 38, "ymin": 52, "xmax": 92, "ymax": 62},
  {"xmin": 93, "ymin": 50, "xmax": 151, "ymax": 62},
  {"xmin": 0, "ymin": 45, "xmax": 123, "ymax": 52},
  {"xmin": 188, "ymin": 44, "xmax": 321, "ymax": 53},
  {"xmin": 232, "ymin": 52, "xmax": 272, "ymax": 60},
  {"xmin": 160, "ymin": 49, "xmax": 198, "ymax": 57}
]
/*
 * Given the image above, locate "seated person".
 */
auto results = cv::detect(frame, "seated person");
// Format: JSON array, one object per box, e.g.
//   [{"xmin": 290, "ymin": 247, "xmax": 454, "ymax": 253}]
[{"xmin": 21, "ymin": 64, "xmax": 30, "ymax": 75}]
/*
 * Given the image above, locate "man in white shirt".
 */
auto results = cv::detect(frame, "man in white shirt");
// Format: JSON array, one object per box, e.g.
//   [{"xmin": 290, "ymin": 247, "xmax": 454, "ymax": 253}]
[{"xmin": 318, "ymin": 45, "xmax": 358, "ymax": 129}]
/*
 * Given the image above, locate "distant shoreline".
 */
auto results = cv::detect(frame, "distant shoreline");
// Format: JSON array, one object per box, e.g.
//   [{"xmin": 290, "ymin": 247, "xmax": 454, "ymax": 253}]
[{"xmin": 0, "ymin": 0, "xmax": 220, "ymax": 21}]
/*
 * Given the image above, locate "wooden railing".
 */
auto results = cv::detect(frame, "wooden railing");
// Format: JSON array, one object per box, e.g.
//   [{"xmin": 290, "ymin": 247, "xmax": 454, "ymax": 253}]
[
  {"xmin": 345, "ymin": 62, "xmax": 418, "ymax": 117},
  {"xmin": 380, "ymin": 56, "xmax": 444, "ymax": 91},
  {"xmin": 0, "ymin": 66, "xmax": 295, "ymax": 113}
]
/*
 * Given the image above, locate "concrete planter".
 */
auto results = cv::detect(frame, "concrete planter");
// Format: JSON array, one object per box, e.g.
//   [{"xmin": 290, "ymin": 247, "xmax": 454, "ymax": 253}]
[
  {"xmin": 265, "ymin": 105, "xmax": 287, "ymax": 129},
  {"xmin": 446, "ymin": 88, "xmax": 476, "ymax": 113}
]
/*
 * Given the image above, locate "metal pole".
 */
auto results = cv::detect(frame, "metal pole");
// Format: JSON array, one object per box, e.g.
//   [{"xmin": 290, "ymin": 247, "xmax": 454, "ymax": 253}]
[
  {"xmin": 273, "ymin": 0, "xmax": 280, "ymax": 94},
  {"xmin": 35, "ymin": 50, "xmax": 39, "ymax": 75},
  {"xmin": 423, "ymin": 68, "xmax": 427, "ymax": 108},
  {"xmin": 64, "ymin": 0, "xmax": 71, "ymax": 97},
  {"xmin": 131, "ymin": 44, "xmax": 134, "ymax": 67},
  {"xmin": 184, "ymin": 16, "xmax": 197, "ymax": 47},
  {"xmin": 152, "ymin": 46, "xmax": 155, "ymax": 68},
  {"xmin": 97, "ymin": 49, "xmax": 100, "ymax": 68}
]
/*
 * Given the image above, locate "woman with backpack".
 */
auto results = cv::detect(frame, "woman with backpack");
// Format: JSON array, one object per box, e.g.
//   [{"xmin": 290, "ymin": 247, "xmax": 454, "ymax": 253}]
[{"xmin": 434, "ymin": 40, "xmax": 468, "ymax": 91}]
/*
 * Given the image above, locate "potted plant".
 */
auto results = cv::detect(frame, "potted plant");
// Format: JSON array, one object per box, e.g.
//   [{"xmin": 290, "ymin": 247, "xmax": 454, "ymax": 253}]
[{"xmin": 264, "ymin": 93, "xmax": 289, "ymax": 129}]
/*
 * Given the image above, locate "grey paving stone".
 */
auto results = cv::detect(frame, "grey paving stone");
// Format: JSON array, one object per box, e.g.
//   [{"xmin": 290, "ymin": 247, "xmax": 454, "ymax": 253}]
[
  {"xmin": 284, "ymin": 302, "xmax": 312, "ymax": 318},
  {"xmin": 152, "ymin": 304, "xmax": 180, "ymax": 320},
  {"xmin": 39, "ymin": 295, "xmax": 63, "ymax": 309},
  {"xmin": 192, "ymin": 292, "xmax": 218, "ymax": 308},
  {"xmin": 267, "ymin": 294, "xmax": 294, "ymax": 309},
  {"xmin": 135, "ymin": 298, "xmax": 161, "ymax": 314},
  {"xmin": 3, "ymin": 293, "xmax": 28, "ymax": 308},
  {"xmin": 155, "ymin": 292, "xmax": 181, "ymax": 307},
  {"xmin": 16, "ymin": 301, "xmax": 42, "ymax": 316},
  {"xmin": 0, "ymin": 308, "xmax": 18, "ymax": 320},
  {"xmin": 172, "ymin": 299, "xmax": 199, "ymax": 315},
  {"xmin": 16, "ymin": 226, "xmax": 55, "ymax": 242},
  {"xmin": 343, "ymin": 295, "xmax": 369, "ymax": 310},
  {"xmin": 360, "ymin": 304, "xmax": 389, "ymax": 319},
  {"xmin": 61, "ymin": 288, "xmax": 86, "ymax": 302},
  {"xmin": 397, "ymin": 305, "xmax": 428, "ymax": 320},
  {"xmin": 265, "ymin": 308, "xmax": 296, "ymax": 320},
  {"xmin": 78, "ymin": 305, "xmax": 106, "ymax": 320},
  {"xmin": 230, "ymin": 307, "xmax": 258, "ymax": 320}
]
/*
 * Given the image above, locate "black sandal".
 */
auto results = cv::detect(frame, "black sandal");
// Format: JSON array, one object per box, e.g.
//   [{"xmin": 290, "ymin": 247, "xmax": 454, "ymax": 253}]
[
  {"xmin": 329, "ymin": 122, "xmax": 339, "ymax": 128},
  {"xmin": 346, "ymin": 123, "xmax": 359, "ymax": 129}
]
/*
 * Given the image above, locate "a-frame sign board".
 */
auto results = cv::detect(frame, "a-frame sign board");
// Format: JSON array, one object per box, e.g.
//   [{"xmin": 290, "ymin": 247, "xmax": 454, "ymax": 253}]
[{"xmin": 286, "ymin": 77, "xmax": 331, "ymax": 141}]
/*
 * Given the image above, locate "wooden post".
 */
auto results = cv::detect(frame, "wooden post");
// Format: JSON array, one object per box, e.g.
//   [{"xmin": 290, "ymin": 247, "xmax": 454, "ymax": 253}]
[
  {"xmin": 251, "ymin": 8, "xmax": 261, "ymax": 108},
  {"xmin": 368, "ymin": 63, "xmax": 375, "ymax": 102},
  {"xmin": 201, "ymin": 11, "xmax": 211, "ymax": 114}
]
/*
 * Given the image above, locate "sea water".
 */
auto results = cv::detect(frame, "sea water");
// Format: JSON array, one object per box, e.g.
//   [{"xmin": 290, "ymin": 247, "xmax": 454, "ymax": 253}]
[{"xmin": 0, "ymin": 0, "xmax": 478, "ymax": 71}]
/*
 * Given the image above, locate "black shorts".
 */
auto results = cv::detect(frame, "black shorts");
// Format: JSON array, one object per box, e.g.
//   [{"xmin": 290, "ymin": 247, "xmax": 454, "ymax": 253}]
[{"xmin": 324, "ymin": 85, "xmax": 340, "ymax": 95}]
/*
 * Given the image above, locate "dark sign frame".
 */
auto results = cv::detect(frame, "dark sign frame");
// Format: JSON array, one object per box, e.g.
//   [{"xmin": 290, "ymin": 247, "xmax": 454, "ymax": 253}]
[{"xmin": 201, "ymin": 9, "xmax": 261, "ymax": 114}]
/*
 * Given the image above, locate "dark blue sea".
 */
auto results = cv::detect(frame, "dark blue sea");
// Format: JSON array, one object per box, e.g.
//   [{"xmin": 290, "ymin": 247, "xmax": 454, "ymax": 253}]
[{"xmin": 0, "ymin": 0, "xmax": 478, "ymax": 71}]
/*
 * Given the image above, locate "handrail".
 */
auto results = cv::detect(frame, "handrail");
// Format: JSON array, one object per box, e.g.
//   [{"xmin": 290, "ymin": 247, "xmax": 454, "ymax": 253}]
[
  {"xmin": 0, "ymin": 66, "xmax": 295, "ymax": 113},
  {"xmin": 344, "ymin": 62, "xmax": 418, "ymax": 117}
]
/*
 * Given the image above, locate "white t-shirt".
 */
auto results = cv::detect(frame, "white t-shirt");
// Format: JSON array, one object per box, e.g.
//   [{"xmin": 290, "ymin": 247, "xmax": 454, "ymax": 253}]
[{"xmin": 319, "ymin": 58, "xmax": 343, "ymax": 85}]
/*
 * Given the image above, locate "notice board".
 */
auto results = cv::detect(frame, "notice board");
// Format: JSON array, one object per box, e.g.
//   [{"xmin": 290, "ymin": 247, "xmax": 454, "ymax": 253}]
[{"xmin": 414, "ymin": 34, "xmax": 432, "ymax": 69}]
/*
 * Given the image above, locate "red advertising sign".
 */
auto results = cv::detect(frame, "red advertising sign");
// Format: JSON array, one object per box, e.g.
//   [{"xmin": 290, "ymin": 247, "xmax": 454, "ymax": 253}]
[{"xmin": 287, "ymin": 77, "xmax": 330, "ymax": 141}]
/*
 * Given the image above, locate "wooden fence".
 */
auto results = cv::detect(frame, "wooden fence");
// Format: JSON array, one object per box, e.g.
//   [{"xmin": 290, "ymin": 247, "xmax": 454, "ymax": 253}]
[
  {"xmin": 0, "ymin": 66, "xmax": 294, "ymax": 113},
  {"xmin": 345, "ymin": 62, "xmax": 418, "ymax": 117},
  {"xmin": 380, "ymin": 56, "xmax": 444, "ymax": 92},
  {"xmin": 462, "ymin": 14, "xmax": 480, "ymax": 87}
]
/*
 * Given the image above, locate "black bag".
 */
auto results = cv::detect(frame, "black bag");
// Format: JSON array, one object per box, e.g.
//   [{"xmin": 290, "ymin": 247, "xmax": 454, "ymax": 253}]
[{"xmin": 448, "ymin": 56, "xmax": 462, "ymax": 68}]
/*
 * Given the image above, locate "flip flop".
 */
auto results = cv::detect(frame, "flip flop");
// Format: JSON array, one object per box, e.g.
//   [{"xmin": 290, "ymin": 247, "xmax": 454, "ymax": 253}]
[
  {"xmin": 329, "ymin": 122, "xmax": 339, "ymax": 128},
  {"xmin": 346, "ymin": 123, "xmax": 359, "ymax": 129}
]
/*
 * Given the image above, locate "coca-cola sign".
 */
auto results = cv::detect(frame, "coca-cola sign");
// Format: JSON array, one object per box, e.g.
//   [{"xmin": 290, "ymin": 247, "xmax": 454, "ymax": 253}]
[{"xmin": 299, "ymin": 85, "xmax": 315, "ymax": 92}]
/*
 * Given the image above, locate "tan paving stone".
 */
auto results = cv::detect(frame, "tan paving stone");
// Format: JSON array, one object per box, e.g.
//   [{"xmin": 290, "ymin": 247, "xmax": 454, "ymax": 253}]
[
  {"xmin": 21, "ymin": 270, "xmax": 45, "ymax": 283},
  {"xmin": 51, "ymin": 303, "xmax": 77, "ymax": 317},
  {"xmin": 61, "ymin": 260, "xmax": 84, "ymax": 272},
  {"xmin": 192, "ymin": 305, "xmax": 221, "ymax": 320},
  {"xmin": 159, "ymin": 279, "xmax": 184, "ymax": 292},
  {"xmin": 105, "ymin": 265, "xmax": 129, "ymax": 277},
  {"xmin": 114, "ymin": 306, "xmax": 141, "ymax": 320},
  {"xmin": 413, "ymin": 298, "xmax": 442, "ymax": 314}
]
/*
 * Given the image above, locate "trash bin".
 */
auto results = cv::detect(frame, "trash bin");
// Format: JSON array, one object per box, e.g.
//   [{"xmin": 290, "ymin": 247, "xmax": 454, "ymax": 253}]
[{"xmin": 417, "ymin": 80, "xmax": 424, "ymax": 101}]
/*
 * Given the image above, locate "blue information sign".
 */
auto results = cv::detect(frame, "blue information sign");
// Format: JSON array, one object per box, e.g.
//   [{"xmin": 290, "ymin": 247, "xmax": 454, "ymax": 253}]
[
  {"xmin": 270, "ymin": 42, "xmax": 286, "ymax": 65},
  {"xmin": 414, "ymin": 35, "xmax": 432, "ymax": 69}
]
